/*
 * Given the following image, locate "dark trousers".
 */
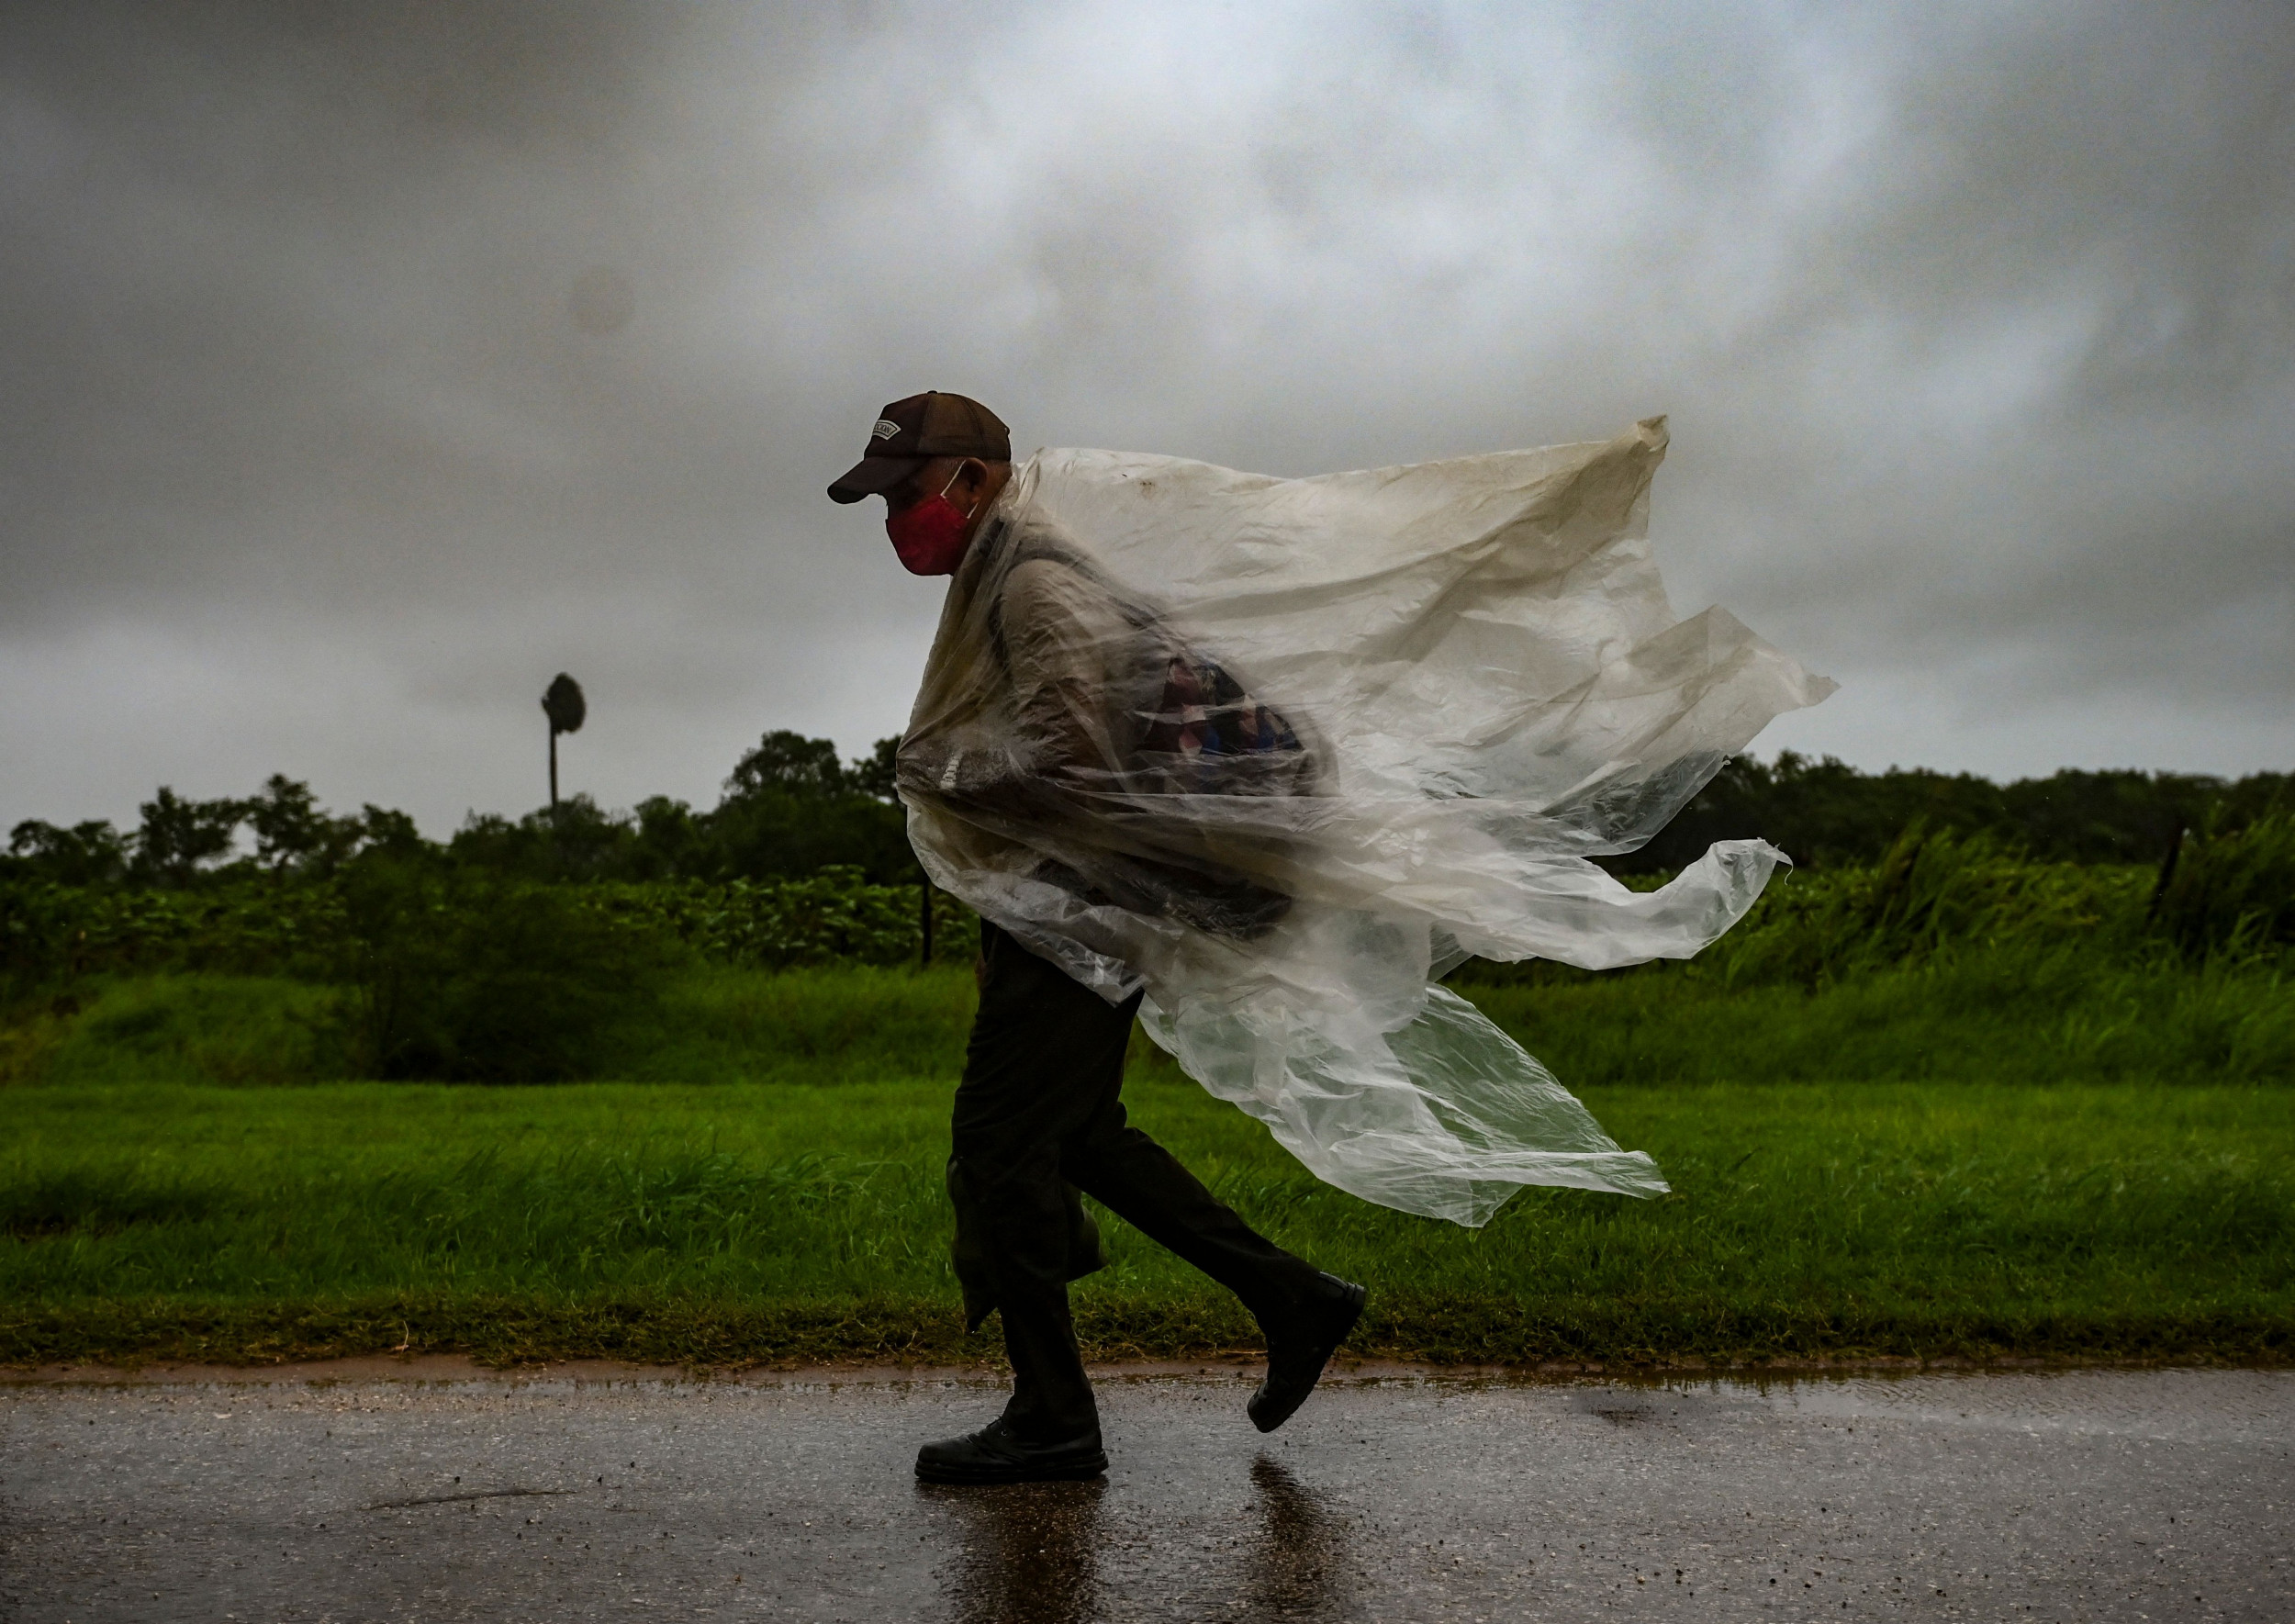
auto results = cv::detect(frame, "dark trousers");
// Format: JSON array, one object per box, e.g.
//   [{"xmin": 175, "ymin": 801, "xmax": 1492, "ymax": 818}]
[{"xmin": 953, "ymin": 922, "xmax": 1324, "ymax": 1441}]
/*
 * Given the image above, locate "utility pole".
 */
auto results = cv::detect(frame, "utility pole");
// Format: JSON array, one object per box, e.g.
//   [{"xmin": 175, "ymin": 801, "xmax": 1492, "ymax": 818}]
[{"xmin": 541, "ymin": 674, "xmax": 587, "ymax": 810}]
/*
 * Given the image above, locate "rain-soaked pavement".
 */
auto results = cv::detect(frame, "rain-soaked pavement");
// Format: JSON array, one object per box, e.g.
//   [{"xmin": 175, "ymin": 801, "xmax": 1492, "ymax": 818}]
[{"xmin": 3, "ymin": 1362, "xmax": 2290, "ymax": 1622}]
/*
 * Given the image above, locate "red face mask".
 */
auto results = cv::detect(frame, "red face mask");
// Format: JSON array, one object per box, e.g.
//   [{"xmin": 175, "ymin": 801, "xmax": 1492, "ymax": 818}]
[{"xmin": 886, "ymin": 466, "xmax": 977, "ymax": 576}]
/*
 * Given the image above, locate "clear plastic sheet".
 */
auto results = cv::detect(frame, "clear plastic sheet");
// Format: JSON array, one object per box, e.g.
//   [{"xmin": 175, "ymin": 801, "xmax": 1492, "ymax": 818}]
[{"xmin": 899, "ymin": 418, "xmax": 1834, "ymax": 1226}]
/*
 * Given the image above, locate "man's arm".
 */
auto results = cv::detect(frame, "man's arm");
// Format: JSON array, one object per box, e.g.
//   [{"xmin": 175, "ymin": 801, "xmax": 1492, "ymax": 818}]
[{"xmin": 902, "ymin": 556, "xmax": 1133, "ymax": 819}]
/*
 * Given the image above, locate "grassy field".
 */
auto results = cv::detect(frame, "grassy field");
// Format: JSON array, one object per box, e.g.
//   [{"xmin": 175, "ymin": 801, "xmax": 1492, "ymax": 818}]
[
  {"xmin": 17, "ymin": 946, "xmax": 2293, "ymax": 1092},
  {"xmin": 15, "ymin": 967, "xmax": 983, "ymax": 1090},
  {"xmin": 10, "ymin": 769, "xmax": 2290, "ymax": 1369},
  {"xmin": 5, "ymin": 962, "xmax": 2290, "ymax": 1369}
]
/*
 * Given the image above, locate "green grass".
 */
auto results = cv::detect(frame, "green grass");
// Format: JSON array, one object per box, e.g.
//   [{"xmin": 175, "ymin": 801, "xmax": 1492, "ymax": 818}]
[
  {"xmin": 28, "ymin": 975, "xmax": 349, "ymax": 1087},
  {"xmin": 1463, "ymin": 950, "xmax": 2295, "ymax": 1086},
  {"xmin": 1, "ymin": 967, "xmax": 982, "ymax": 1090},
  {"xmin": 17, "ymin": 946, "xmax": 2291, "ymax": 1092},
  {"xmin": 5, "ymin": 1070, "xmax": 2289, "ymax": 1369},
  {"xmin": 628, "ymin": 964, "xmax": 980, "ymax": 1084},
  {"xmin": 6, "ymin": 958, "xmax": 2289, "ymax": 1368}
]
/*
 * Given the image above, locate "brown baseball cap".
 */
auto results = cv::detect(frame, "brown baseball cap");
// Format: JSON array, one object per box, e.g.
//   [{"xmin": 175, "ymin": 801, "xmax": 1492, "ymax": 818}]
[{"xmin": 826, "ymin": 390, "xmax": 1012, "ymax": 504}]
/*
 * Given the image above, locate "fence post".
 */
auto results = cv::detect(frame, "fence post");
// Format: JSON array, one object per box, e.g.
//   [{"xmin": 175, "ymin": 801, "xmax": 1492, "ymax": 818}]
[
  {"xmin": 920, "ymin": 868, "xmax": 935, "ymax": 967},
  {"xmin": 2145, "ymin": 822, "xmax": 2187, "ymax": 923}
]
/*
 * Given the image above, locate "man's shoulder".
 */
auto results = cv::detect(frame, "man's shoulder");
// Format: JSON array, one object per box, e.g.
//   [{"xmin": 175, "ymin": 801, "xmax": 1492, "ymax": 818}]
[
  {"xmin": 989, "ymin": 520, "xmax": 1111, "ymax": 610},
  {"xmin": 1002, "ymin": 553, "xmax": 1080, "ymax": 600},
  {"xmin": 984, "ymin": 530, "xmax": 1148, "ymax": 662}
]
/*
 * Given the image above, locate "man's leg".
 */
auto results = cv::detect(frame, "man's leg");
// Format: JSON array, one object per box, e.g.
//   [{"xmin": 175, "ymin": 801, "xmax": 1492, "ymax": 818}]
[
  {"xmin": 1058, "ymin": 1023, "xmax": 1368, "ymax": 1434},
  {"xmin": 961, "ymin": 923, "xmax": 1320, "ymax": 1327},
  {"xmin": 918, "ymin": 924, "xmax": 1133, "ymax": 1482},
  {"xmin": 922, "ymin": 922, "xmax": 1365, "ymax": 1480},
  {"xmin": 1061, "ymin": 1093, "xmax": 1326, "ymax": 1324}
]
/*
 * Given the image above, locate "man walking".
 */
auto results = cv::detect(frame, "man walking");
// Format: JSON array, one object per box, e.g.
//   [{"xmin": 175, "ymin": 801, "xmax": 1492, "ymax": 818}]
[{"xmin": 829, "ymin": 391, "xmax": 1367, "ymax": 1485}]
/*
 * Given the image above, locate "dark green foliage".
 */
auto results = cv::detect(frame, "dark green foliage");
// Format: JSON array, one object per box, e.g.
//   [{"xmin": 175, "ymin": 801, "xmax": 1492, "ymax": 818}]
[
  {"xmin": 450, "ymin": 796, "xmax": 642, "ymax": 882},
  {"xmin": 1692, "ymin": 827, "xmax": 2153, "ymax": 986},
  {"xmin": 4, "ymin": 729, "xmax": 920, "ymax": 897},
  {"xmin": 11, "ymin": 746, "xmax": 2286, "ymax": 895},
  {"xmin": 704, "ymin": 790, "xmax": 912, "ymax": 884},
  {"xmin": 599, "ymin": 870, "xmax": 977, "ymax": 970},
  {"xmin": 704, "ymin": 729, "xmax": 911, "ymax": 880},
  {"xmin": 2154, "ymin": 812, "xmax": 2295, "ymax": 961},
  {"xmin": 130, "ymin": 787, "xmax": 245, "ymax": 886},
  {"xmin": 1449, "ymin": 830, "xmax": 2293, "ymax": 1087},
  {"xmin": 849, "ymin": 735, "xmax": 902, "ymax": 802},
  {"xmin": 0, "ymin": 868, "xmax": 972, "ymax": 1028},
  {"xmin": 0, "ymin": 879, "xmax": 351, "ymax": 989},
  {"xmin": 1467, "ymin": 819, "xmax": 2293, "ymax": 999},
  {"xmin": 6, "ymin": 819, "xmax": 129, "ymax": 888},
  {"xmin": 705, "ymin": 730, "xmax": 911, "ymax": 879},
  {"xmin": 437, "ymin": 734, "xmax": 914, "ymax": 884},
  {"xmin": 1622, "ymin": 751, "xmax": 2290, "ymax": 872},
  {"xmin": 6, "ymin": 786, "xmax": 418, "ymax": 895},
  {"xmin": 541, "ymin": 673, "xmax": 586, "ymax": 735},
  {"xmin": 726, "ymin": 729, "xmax": 851, "ymax": 798},
  {"xmin": 443, "ymin": 788, "xmax": 913, "ymax": 886},
  {"xmin": 630, "ymin": 796, "xmax": 709, "ymax": 879},
  {"xmin": 334, "ymin": 860, "xmax": 676, "ymax": 1082},
  {"xmin": 17, "ymin": 871, "xmax": 2284, "ymax": 1091},
  {"xmin": 357, "ymin": 805, "xmax": 427, "ymax": 858},
  {"xmin": 243, "ymin": 774, "xmax": 365, "ymax": 876}
]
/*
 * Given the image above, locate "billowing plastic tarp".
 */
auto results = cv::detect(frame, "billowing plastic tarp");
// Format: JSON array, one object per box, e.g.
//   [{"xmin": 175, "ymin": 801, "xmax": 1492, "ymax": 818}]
[{"xmin": 898, "ymin": 418, "xmax": 1834, "ymax": 1226}]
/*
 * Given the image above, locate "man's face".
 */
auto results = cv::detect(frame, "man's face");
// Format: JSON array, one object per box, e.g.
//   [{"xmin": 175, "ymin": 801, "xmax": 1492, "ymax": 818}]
[
  {"xmin": 886, "ymin": 457, "xmax": 1012, "ymax": 541},
  {"xmin": 882, "ymin": 460, "xmax": 950, "ymax": 516}
]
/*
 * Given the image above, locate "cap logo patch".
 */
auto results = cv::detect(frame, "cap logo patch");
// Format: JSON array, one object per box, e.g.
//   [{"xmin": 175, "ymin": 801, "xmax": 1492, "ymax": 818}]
[{"xmin": 872, "ymin": 419, "xmax": 901, "ymax": 441}]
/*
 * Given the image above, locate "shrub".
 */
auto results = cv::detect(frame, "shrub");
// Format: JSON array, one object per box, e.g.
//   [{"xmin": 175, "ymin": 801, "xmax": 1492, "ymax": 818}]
[
  {"xmin": 335, "ymin": 861, "xmax": 677, "ymax": 1082},
  {"xmin": 597, "ymin": 868, "xmax": 977, "ymax": 969}
]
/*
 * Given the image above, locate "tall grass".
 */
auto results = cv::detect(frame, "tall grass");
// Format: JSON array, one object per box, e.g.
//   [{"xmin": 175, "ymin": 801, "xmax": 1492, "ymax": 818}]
[
  {"xmin": 28, "ymin": 975, "xmax": 347, "ymax": 1087},
  {"xmin": 2, "ymin": 965, "xmax": 985, "ymax": 1088},
  {"xmin": 1696, "ymin": 828, "xmax": 2155, "ymax": 986},
  {"xmin": 16, "ymin": 939, "xmax": 2285, "ymax": 1092},
  {"xmin": 2155, "ymin": 810, "xmax": 2295, "ymax": 960},
  {"xmin": 1465, "ymin": 949, "xmax": 2294, "ymax": 1088},
  {"xmin": 1445, "ymin": 826, "xmax": 2294, "ymax": 1086},
  {"xmin": 631, "ymin": 964, "xmax": 982, "ymax": 1083}
]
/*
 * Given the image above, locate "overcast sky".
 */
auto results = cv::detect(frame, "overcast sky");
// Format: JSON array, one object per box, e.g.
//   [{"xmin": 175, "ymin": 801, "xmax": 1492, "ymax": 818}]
[{"xmin": 5, "ymin": 1, "xmax": 2290, "ymax": 837}]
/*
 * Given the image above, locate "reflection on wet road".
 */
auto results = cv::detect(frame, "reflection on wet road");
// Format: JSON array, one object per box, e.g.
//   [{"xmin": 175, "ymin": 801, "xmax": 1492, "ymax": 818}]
[
  {"xmin": 931, "ymin": 1478, "xmax": 1107, "ymax": 1624},
  {"xmin": 928, "ymin": 1454, "xmax": 1343, "ymax": 1623},
  {"xmin": 1240, "ymin": 1456, "xmax": 1344, "ymax": 1618},
  {"xmin": 5, "ymin": 1366, "xmax": 2291, "ymax": 1620}
]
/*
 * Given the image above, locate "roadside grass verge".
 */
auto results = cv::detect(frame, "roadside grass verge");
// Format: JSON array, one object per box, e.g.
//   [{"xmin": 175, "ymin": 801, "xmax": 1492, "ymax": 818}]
[
  {"xmin": 1463, "ymin": 950, "xmax": 2295, "ymax": 1087},
  {"xmin": 5, "ymin": 1077, "xmax": 2288, "ymax": 1369},
  {"xmin": 13, "ymin": 946, "xmax": 2291, "ymax": 1091}
]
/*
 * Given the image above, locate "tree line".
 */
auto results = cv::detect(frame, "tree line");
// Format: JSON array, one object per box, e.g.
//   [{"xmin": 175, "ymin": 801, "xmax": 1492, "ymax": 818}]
[
  {"xmin": 2, "ymin": 731, "xmax": 910, "ymax": 890},
  {"xmin": 1612, "ymin": 753, "xmax": 2289, "ymax": 874},
  {"xmin": 6, "ymin": 738, "xmax": 2288, "ymax": 890}
]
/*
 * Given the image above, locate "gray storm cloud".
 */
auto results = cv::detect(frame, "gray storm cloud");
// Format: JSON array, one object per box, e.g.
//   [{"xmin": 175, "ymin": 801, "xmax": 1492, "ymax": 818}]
[{"xmin": 3, "ymin": 1, "xmax": 2289, "ymax": 834}]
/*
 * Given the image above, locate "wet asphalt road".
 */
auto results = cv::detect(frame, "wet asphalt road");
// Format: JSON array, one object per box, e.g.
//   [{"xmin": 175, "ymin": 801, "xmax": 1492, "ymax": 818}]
[{"xmin": 3, "ymin": 1366, "xmax": 2290, "ymax": 1623}]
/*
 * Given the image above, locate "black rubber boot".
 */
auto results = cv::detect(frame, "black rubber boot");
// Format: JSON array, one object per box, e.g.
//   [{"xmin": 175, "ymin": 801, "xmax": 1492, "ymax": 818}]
[
  {"xmin": 992, "ymin": 1285, "xmax": 1101, "ymax": 1446},
  {"xmin": 918, "ymin": 1264, "xmax": 1106, "ymax": 1485},
  {"xmin": 915, "ymin": 1417, "xmax": 1107, "ymax": 1484},
  {"xmin": 1248, "ymin": 1272, "xmax": 1367, "ymax": 1434}
]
